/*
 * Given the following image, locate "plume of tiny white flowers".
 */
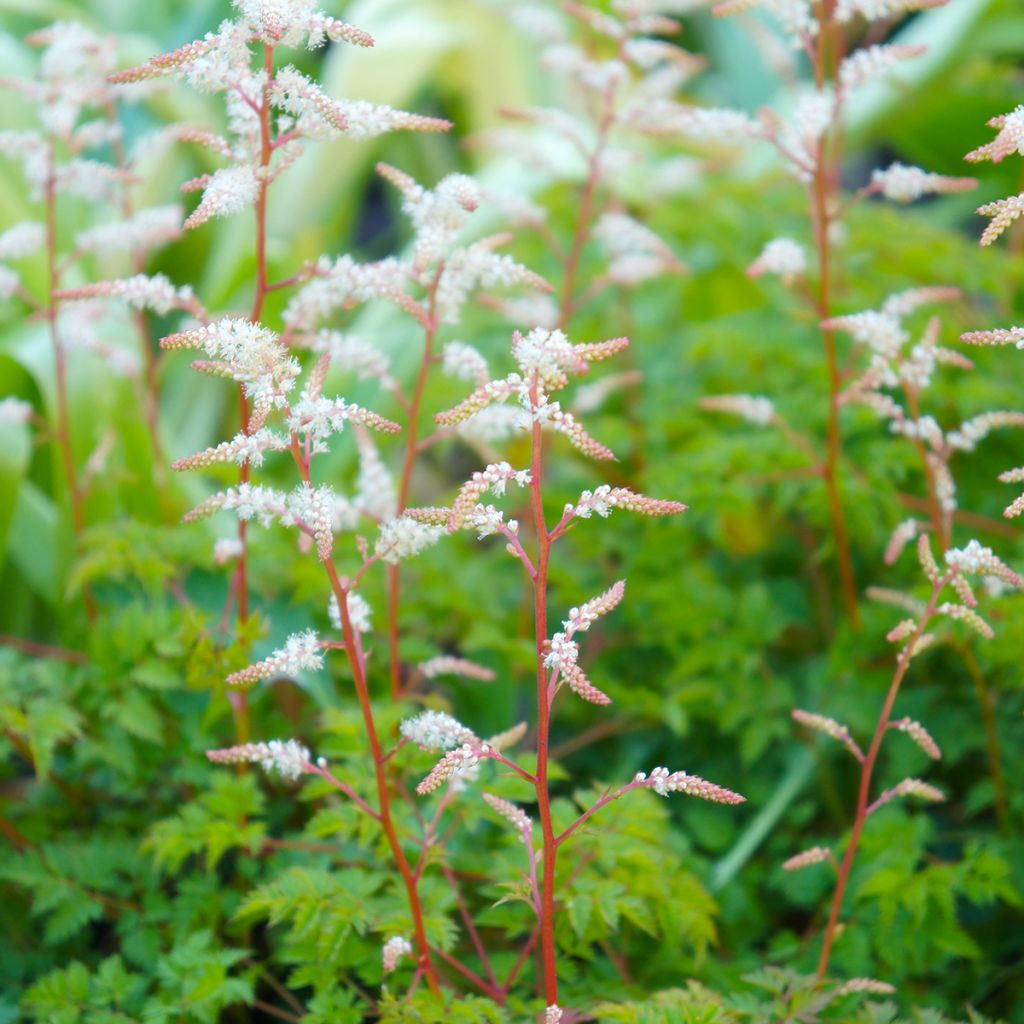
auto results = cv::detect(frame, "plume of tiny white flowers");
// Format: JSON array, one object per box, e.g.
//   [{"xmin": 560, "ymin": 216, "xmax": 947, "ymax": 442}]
[
  {"xmin": 418, "ymin": 656, "xmax": 496, "ymax": 682},
  {"xmin": 700, "ymin": 394, "xmax": 777, "ymax": 426},
  {"xmin": 327, "ymin": 592, "xmax": 372, "ymax": 634},
  {"xmin": 381, "ymin": 936, "xmax": 412, "ymax": 973},
  {"xmin": 207, "ymin": 738, "xmax": 311, "ymax": 780},
  {"xmin": 889, "ymin": 717, "xmax": 941, "ymax": 760},
  {"xmin": 867, "ymin": 163, "xmax": 976, "ymax": 204},
  {"xmin": 226, "ymin": 630, "xmax": 323, "ymax": 685},
  {"xmin": 636, "ymin": 767, "xmax": 746, "ymax": 804},
  {"xmin": 375, "ymin": 516, "xmax": 443, "ymax": 565},
  {"xmin": 400, "ymin": 711, "xmax": 478, "ymax": 752},
  {"xmin": 747, "ymin": 237, "xmax": 806, "ymax": 283},
  {"xmin": 416, "ymin": 743, "xmax": 488, "ymax": 796}
]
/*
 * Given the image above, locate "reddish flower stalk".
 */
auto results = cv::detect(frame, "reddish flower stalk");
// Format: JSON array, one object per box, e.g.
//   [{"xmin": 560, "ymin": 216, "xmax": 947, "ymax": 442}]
[
  {"xmin": 43, "ymin": 142, "xmax": 95, "ymax": 620},
  {"xmin": 809, "ymin": 3, "xmax": 859, "ymax": 630},
  {"xmin": 816, "ymin": 574, "xmax": 946, "ymax": 975},
  {"xmin": 288, "ymin": 440, "xmax": 442, "ymax": 996},
  {"xmin": 526, "ymin": 376, "xmax": 560, "ymax": 1002},
  {"xmin": 387, "ymin": 271, "xmax": 442, "ymax": 698}
]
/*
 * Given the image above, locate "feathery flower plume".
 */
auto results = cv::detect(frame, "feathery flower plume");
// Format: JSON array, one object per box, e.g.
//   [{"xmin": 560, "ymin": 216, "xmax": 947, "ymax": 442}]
[
  {"xmin": 945, "ymin": 539, "xmax": 1022, "ymax": 587},
  {"xmin": 965, "ymin": 105, "xmax": 1024, "ymax": 165},
  {"xmin": 172, "ymin": 429, "xmax": 289, "ymax": 470},
  {"xmin": 448, "ymin": 462, "xmax": 531, "ymax": 532},
  {"xmin": 206, "ymin": 738, "xmax": 310, "ymax": 780},
  {"xmin": 884, "ymin": 518, "xmax": 919, "ymax": 565},
  {"xmin": 838, "ymin": 44, "xmax": 925, "ymax": 93},
  {"xmin": 327, "ymin": 591, "xmax": 372, "ymax": 634},
  {"xmin": 792, "ymin": 709, "xmax": 864, "ymax": 761},
  {"xmin": 960, "ymin": 326, "xmax": 1024, "ymax": 349},
  {"xmin": 0, "ymin": 398, "xmax": 34, "ymax": 426},
  {"xmin": 226, "ymin": 630, "xmax": 323, "ymax": 685},
  {"xmin": 836, "ymin": 0, "xmax": 945, "ymax": 20},
  {"xmin": 56, "ymin": 274, "xmax": 197, "ymax": 316},
  {"xmin": 545, "ymin": 1006, "xmax": 563, "ymax": 1024},
  {"xmin": 75, "ymin": 205, "xmax": 183, "ymax": 254},
  {"xmin": 637, "ymin": 767, "xmax": 746, "ymax": 804},
  {"xmin": 937, "ymin": 602, "xmax": 994, "ymax": 640},
  {"xmin": 977, "ymin": 194, "xmax": 1024, "ymax": 248},
  {"xmin": 564, "ymin": 581, "xmax": 626, "ymax": 635}
]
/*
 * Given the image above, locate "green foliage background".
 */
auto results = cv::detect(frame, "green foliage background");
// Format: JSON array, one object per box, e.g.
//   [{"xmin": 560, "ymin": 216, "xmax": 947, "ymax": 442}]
[{"xmin": 1, "ymin": 0, "xmax": 1023, "ymax": 1022}]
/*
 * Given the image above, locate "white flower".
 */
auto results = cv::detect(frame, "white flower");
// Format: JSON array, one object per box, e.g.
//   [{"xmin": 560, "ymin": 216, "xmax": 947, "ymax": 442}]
[
  {"xmin": 870, "ymin": 163, "xmax": 976, "ymax": 203},
  {"xmin": 382, "ymin": 935, "xmax": 412, "ymax": 973},
  {"xmin": 75, "ymin": 205, "xmax": 183, "ymax": 254},
  {"xmin": 0, "ymin": 222, "xmax": 44, "ymax": 261},
  {"xmin": 700, "ymin": 394, "xmax": 777, "ymax": 425},
  {"xmin": 0, "ymin": 397, "xmax": 33, "ymax": 426},
  {"xmin": 207, "ymin": 738, "xmax": 311, "ymax": 780},
  {"xmin": 400, "ymin": 710, "xmax": 477, "ymax": 751},
  {"xmin": 375, "ymin": 516, "xmax": 443, "ymax": 564},
  {"xmin": 945, "ymin": 540, "xmax": 1021, "ymax": 587},
  {"xmin": 213, "ymin": 537, "xmax": 244, "ymax": 565},
  {"xmin": 328, "ymin": 591, "xmax": 372, "ymax": 634},
  {"xmin": 747, "ymin": 238, "xmax": 806, "ymax": 281},
  {"xmin": 227, "ymin": 630, "xmax": 324, "ymax": 686},
  {"xmin": 184, "ymin": 165, "xmax": 260, "ymax": 230}
]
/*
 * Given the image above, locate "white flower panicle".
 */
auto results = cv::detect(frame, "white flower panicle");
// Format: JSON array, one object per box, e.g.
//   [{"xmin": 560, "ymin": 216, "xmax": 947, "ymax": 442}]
[
  {"xmin": 287, "ymin": 394, "xmax": 401, "ymax": 453},
  {"xmin": 207, "ymin": 738, "xmax": 310, "ymax": 780},
  {"xmin": 482, "ymin": 792, "xmax": 532, "ymax": 838},
  {"xmin": 637, "ymin": 767, "xmax": 746, "ymax": 804},
  {"xmin": 938, "ymin": 602, "xmax": 994, "ymax": 640},
  {"xmin": 783, "ymin": 846, "xmax": 833, "ymax": 871},
  {"xmin": 884, "ymin": 518, "xmax": 919, "ymax": 565},
  {"xmin": 947, "ymin": 411, "xmax": 1024, "ymax": 453},
  {"xmin": 792, "ymin": 709, "xmax": 864, "ymax": 761},
  {"xmin": 57, "ymin": 274, "xmax": 197, "ymax": 316},
  {"xmin": 945, "ymin": 540, "xmax": 1022, "ymax": 587},
  {"xmin": 889, "ymin": 717, "xmax": 941, "ymax": 760},
  {"xmin": 567, "ymin": 485, "xmax": 687, "ymax": 519},
  {"xmin": 0, "ymin": 397, "xmax": 33, "ymax": 426},
  {"xmin": 838, "ymin": 44, "xmax": 925, "ymax": 93},
  {"xmin": 869, "ymin": 777, "xmax": 945, "ymax": 815},
  {"xmin": 965, "ymin": 104, "xmax": 1024, "ymax": 166},
  {"xmin": 835, "ymin": 978, "xmax": 898, "ymax": 996},
  {"xmin": 836, "ymin": 0, "xmax": 945, "ymax": 21},
  {"xmin": 594, "ymin": 211, "xmax": 684, "ymax": 285},
  {"xmin": 747, "ymin": 237, "xmax": 806, "ymax": 282},
  {"xmin": 448, "ymin": 462, "xmax": 531, "ymax": 532},
  {"xmin": 172, "ymin": 428, "xmax": 289, "ymax": 471},
  {"xmin": 564, "ymin": 581, "xmax": 626, "ymax": 636},
  {"xmin": 161, "ymin": 319, "xmax": 299, "ymax": 424},
  {"xmin": 977, "ymin": 193, "xmax": 1024, "ymax": 247},
  {"xmin": 544, "ymin": 1006, "xmax": 563, "ymax": 1024},
  {"xmin": 869, "ymin": 163, "xmax": 976, "ymax": 203},
  {"xmin": 183, "ymin": 165, "xmax": 261, "ymax": 230},
  {"xmin": 375, "ymin": 516, "xmax": 443, "ymax": 564},
  {"xmin": 328, "ymin": 591, "xmax": 372, "ymax": 634},
  {"xmin": 75, "ymin": 205, "xmax": 183, "ymax": 255},
  {"xmin": 381, "ymin": 936, "xmax": 412, "ymax": 973},
  {"xmin": 418, "ymin": 656, "xmax": 496, "ymax": 682},
  {"xmin": 213, "ymin": 537, "xmax": 244, "ymax": 565},
  {"xmin": 713, "ymin": 0, "xmax": 818, "ymax": 43},
  {"xmin": 442, "ymin": 342, "xmax": 490, "ymax": 387},
  {"xmin": 400, "ymin": 711, "xmax": 478, "ymax": 752},
  {"xmin": 700, "ymin": 394, "xmax": 777, "ymax": 426},
  {"xmin": 960, "ymin": 325, "xmax": 1024, "ymax": 349},
  {"xmin": 226, "ymin": 629, "xmax": 323, "ymax": 685},
  {"xmin": 0, "ymin": 222, "xmax": 45, "ymax": 261}
]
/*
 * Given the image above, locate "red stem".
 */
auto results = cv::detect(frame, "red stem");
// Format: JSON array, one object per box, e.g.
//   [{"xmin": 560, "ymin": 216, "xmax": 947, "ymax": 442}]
[
  {"xmin": 816, "ymin": 577, "xmax": 945, "ymax": 975},
  {"xmin": 528, "ymin": 376, "xmax": 559, "ymax": 1004},
  {"xmin": 387, "ymin": 274, "xmax": 441, "ymax": 697}
]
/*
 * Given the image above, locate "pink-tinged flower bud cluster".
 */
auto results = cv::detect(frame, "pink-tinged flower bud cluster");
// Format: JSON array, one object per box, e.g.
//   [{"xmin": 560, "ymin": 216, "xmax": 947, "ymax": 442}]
[
  {"xmin": 57, "ymin": 274, "xmax": 198, "ymax": 317},
  {"xmin": 977, "ymin": 194, "xmax": 1024, "ymax": 248},
  {"xmin": 937, "ymin": 602, "xmax": 994, "ymax": 640},
  {"xmin": 636, "ymin": 767, "xmax": 746, "ymax": 804},
  {"xmin": 564, "ymin": 581, "xmax": 626, "ymax": 636},
  {"xmin": 544, "ymin": 1005, "xmax": 563, "ymax": 1024},
  {"xmin": 960, "ymin": 326, "xmax": 1024, "ymax": 349},
  {"xmin": 594, "ymin": 211, "xmax": 685, "ymax": 286},
  {"xmin": 418, "ymin": 657, "xmax": 496, "ymax": 682},
  {"xmin": 884, "ymin": 519, "xmax": 919, "ymax": 566},
  {"xmin": 381, "ymin": 936, "xmax": 412, "ymax": 973},
  {"xmin": 400, "ymin": 711, "xmax": 478, "ymax": 752},
  {"xmin": 889, "ymin": 717, "xmax": 941, "ymax": 760},
  {"xmin": 207, "ymin": 738, "xmax": 311, "ymax": 780},
  {"xmin": 782, "ymin": 845, "xmax": 833, "ymax": 871},
  {"xmin": 792, "ymin": 709, "xmax": 864, "ymax": 761},
  {"xmin": 442, "ymin": 341, "xmax": 490, "ymax": 387},
  {"xmin": 482, "ymin": 792, "xmax": 532, "ymax": 838},
  {"xmin": 226, "ymin": 629, "xmax": 323, "ymax": 686},
  {"xmin": 868, "ymin": 777, "xmax": 945, "ymax": 815},
  {"xmin": 416, "ymin": 743, "xmax": 487, "ymax": 795}
]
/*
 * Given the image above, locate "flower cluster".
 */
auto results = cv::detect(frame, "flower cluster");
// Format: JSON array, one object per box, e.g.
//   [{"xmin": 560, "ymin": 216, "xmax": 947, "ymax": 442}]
[{"xmin": 206, "ymin": 738, "xmax": 311, "ymax": 780}]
